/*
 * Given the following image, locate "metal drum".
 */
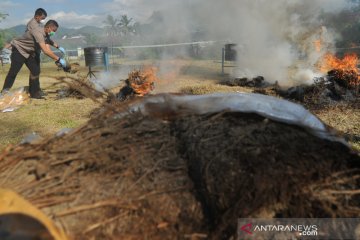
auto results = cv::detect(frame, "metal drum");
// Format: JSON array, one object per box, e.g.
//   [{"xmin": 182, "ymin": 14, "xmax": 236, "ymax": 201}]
[
  {"xmin": 84, "ymin": 47, "xmax": 109, "ymax": 67},
  {"xmin": 224, "ymin": 44, "xmax": 237, "ymax": 61}
]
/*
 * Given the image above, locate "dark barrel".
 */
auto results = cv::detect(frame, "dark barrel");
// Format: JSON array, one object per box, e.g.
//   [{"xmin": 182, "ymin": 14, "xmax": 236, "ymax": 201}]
[
  {"xmin": 84, "ymin": 47, "xmax": 108, "ymax": 67},
  {"xmin": 224, "ymin": 44, "xmax": 237, "ymax": 61}
]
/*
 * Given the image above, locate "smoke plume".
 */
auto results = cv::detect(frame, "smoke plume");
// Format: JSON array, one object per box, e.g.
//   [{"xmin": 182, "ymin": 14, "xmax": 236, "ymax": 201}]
[{"xmin": 137, "ymin": 0, "xmax": 350, "ymax": 86}]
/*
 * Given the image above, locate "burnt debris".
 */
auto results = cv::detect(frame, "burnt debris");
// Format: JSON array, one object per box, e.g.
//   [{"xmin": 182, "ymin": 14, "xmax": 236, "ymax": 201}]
[
  {"xmin": 227, "ymin": 69, "xmax": 360, "ymax": 107},
  {"xmin": 281, "ymin": 69, "xmax": 360, "ymax": 106},
  {"xmin": 225, "ymin": 76, "xmax": 267, "ymax": 88}
]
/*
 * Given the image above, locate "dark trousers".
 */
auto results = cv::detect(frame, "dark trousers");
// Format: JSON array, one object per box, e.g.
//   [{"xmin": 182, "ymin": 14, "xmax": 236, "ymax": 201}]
[{"xmin": 2, "ymin": 47, "xmax": 41, "ymax": 97}]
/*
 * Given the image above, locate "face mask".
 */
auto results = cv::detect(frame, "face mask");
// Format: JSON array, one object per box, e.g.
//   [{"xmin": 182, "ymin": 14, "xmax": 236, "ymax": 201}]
[
  {"xmin": 49, "ymin": 31, "xmax": 55, "ymax": 37},
  {"xmin": 40, "ymin": 19, "xmax": 46, "ymax": 24}
]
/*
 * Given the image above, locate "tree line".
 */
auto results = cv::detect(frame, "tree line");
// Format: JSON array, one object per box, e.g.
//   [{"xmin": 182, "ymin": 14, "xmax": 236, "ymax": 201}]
[
  {"xmin": 0, "ymin": 13, "xmax": 139, "ymax": 49},
  {"xmin": 2, "ymin": 5, "xmax": 360, "ymax": 50}
]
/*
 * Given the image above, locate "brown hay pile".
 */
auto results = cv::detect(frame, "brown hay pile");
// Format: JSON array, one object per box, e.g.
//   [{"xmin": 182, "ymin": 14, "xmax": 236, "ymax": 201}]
[
  {"xmin": 54, "ymin": 76, "xmax": 106, "ymax": 100},
  {"xmin": 0, "ymin": 96, "xmax": 359, "ymax": 239}
]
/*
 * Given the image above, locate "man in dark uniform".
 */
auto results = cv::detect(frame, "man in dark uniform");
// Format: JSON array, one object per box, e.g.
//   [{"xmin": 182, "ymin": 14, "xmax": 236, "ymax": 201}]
[
  {"xmin": 27, "ymin": 8, "xmax": 65, "ymax": 53},
  {"xmin": 29, "ymin": 8, "xmax": 47, "ymax": 28},
  {"xmin": 2, "ymin": 20, "xmax": 66, "ymax": 99},
  {"xmin": 25, "ymin": 8, "xmax": 66, "ymax": 97}
]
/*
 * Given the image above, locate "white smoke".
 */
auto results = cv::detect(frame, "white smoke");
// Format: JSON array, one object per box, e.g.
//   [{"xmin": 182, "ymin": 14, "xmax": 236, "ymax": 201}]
[
  {"xmin": 98, "ymin": 0, "xmax": 351, "ymax": 89},
  {"xmin": 130, "ymin": 0, "xmax": 350, "ymax": 86},
  {"xmin": 90, "ymin": 66, "xmax": 132, "ymax": 91}
]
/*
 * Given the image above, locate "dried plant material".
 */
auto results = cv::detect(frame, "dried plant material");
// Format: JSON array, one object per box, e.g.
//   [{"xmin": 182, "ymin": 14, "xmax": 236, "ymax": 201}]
[
  {"xmin": 128, "ymin": 67, "xmax": 156, "ymax": 96},
  {"xmin": 0, "ymin": 94, "xmax": 358, "ymax": 239},
  {"xmin": 116, "ymin": 67, "xmax": 156, "ymax": 101},
  {"xmin": 67, "ymin": 63, "xmax": 80, "ymax": 74},
  {"xmin": 319, "ymin": 53, "xmax": 360, "ymax": 87},
  {"xmin": 58, "ymin": 60, "xmax": 80, "ymax": 74},
  {"xmin": 54, "ymin": 75, "xmax": 105, "ymax": 100}
]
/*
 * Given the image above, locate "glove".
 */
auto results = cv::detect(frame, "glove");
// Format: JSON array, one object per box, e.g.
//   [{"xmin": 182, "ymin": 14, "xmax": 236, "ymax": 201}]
[
  {"xmin": 55, "ymin": 58, "xmax": 67, "ymax": 68},
  {"xmin": 58, "ymin": 47, "xmax": 66, "ymax": 54}
]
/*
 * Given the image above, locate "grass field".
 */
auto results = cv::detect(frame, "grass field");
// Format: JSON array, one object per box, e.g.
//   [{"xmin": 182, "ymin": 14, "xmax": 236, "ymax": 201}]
[
  {"xmin": 0, "ymin": 61, "xmax": 99, "ymax": 149},
  {"xmin": 0, "ymin": 58, "xmax": 359, "ymax": 151}
]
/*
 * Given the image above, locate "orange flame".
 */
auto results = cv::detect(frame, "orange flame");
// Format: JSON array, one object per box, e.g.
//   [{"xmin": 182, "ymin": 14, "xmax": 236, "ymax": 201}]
[
  {"xmin": 320, "ymin": 53, "xmax": 358, "ymax": 72},
  {"xmin": 319, "ymin": 52, "xmax": 360, "ymax": 86},
  {"xmin": 129, "ymin": 67, "xmax": 157, "ymax": 96}
]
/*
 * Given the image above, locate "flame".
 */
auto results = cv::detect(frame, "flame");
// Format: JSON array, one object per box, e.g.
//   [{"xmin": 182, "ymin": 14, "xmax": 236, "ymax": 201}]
[
  {"xmin": 319, "ymin": 52, "xmax": 360, "ymax": 86},
  {"xmin": 320, "ymin": 53, "xmax": 358, "ymax": 72},
  {"xmin": 129, "ymin": 67, "xmax": 157, "ymax": 96}
]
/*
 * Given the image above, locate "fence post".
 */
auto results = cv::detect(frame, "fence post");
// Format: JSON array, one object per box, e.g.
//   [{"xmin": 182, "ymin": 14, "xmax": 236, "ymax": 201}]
[{"xmin": 221, "ymin": 47, "xmax": 225, "ymax": 75}]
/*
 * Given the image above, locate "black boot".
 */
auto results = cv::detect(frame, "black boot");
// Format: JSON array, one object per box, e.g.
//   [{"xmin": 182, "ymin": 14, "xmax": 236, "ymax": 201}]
[{"xmin": 29, "ymin": 78, "xmax": 44, "ymax": 99}]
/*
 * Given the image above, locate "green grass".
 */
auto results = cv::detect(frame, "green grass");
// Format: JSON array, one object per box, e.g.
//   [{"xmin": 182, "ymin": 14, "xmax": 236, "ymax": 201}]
[
  {"xmin": 0, "ymin": 61, "xmax": 98, "ymax": 150},
  {"xmin": 0, "ymin": 98, "xmax": 96, "ymax": 148},
  {"xmin": 0, "ymin": 58, "xmax": 359, "ymax": 152}
]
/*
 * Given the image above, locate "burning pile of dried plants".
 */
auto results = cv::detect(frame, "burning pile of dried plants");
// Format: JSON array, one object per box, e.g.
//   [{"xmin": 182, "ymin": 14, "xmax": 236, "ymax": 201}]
[
  {"xmin": 219, "ymin": 52, "xmax": 360, "ymax": 150},
  {"xmin": 283, "ymin": 53, "xmax": 360, "ymax": 109},
  {"xmin": 222, "ymin": 53, "xmax": 360, "ymax": 109},
  {"xmin": 0, "ymin": 90, "xmax": 359, "ymax": 239},
  {"xmin": 116, "ymin": 67, "xmax": 156, "ymax": 101}
]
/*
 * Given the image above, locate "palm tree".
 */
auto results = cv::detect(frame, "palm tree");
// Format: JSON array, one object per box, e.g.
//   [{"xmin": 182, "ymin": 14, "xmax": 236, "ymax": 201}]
[
  {"xmin": 103, "ymin": 15, "xmax": 119, "ymax": 64},
  {"xmin": 103, "ymin": 15, "xmax": 119, "ymax": 37},
  {"xmin": 118, "ymin": 15, "xmax": 134, "ymax": 36}
]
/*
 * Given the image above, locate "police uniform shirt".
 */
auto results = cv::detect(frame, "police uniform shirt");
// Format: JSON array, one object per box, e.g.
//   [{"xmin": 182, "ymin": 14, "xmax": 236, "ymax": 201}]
[
  {"xmin": 26, "ymin": 18, "xmax": 42, "ymax": 31},
  {"xmin": 11, "ymin": 21, "xmax": 49, "ymax": 58}
]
